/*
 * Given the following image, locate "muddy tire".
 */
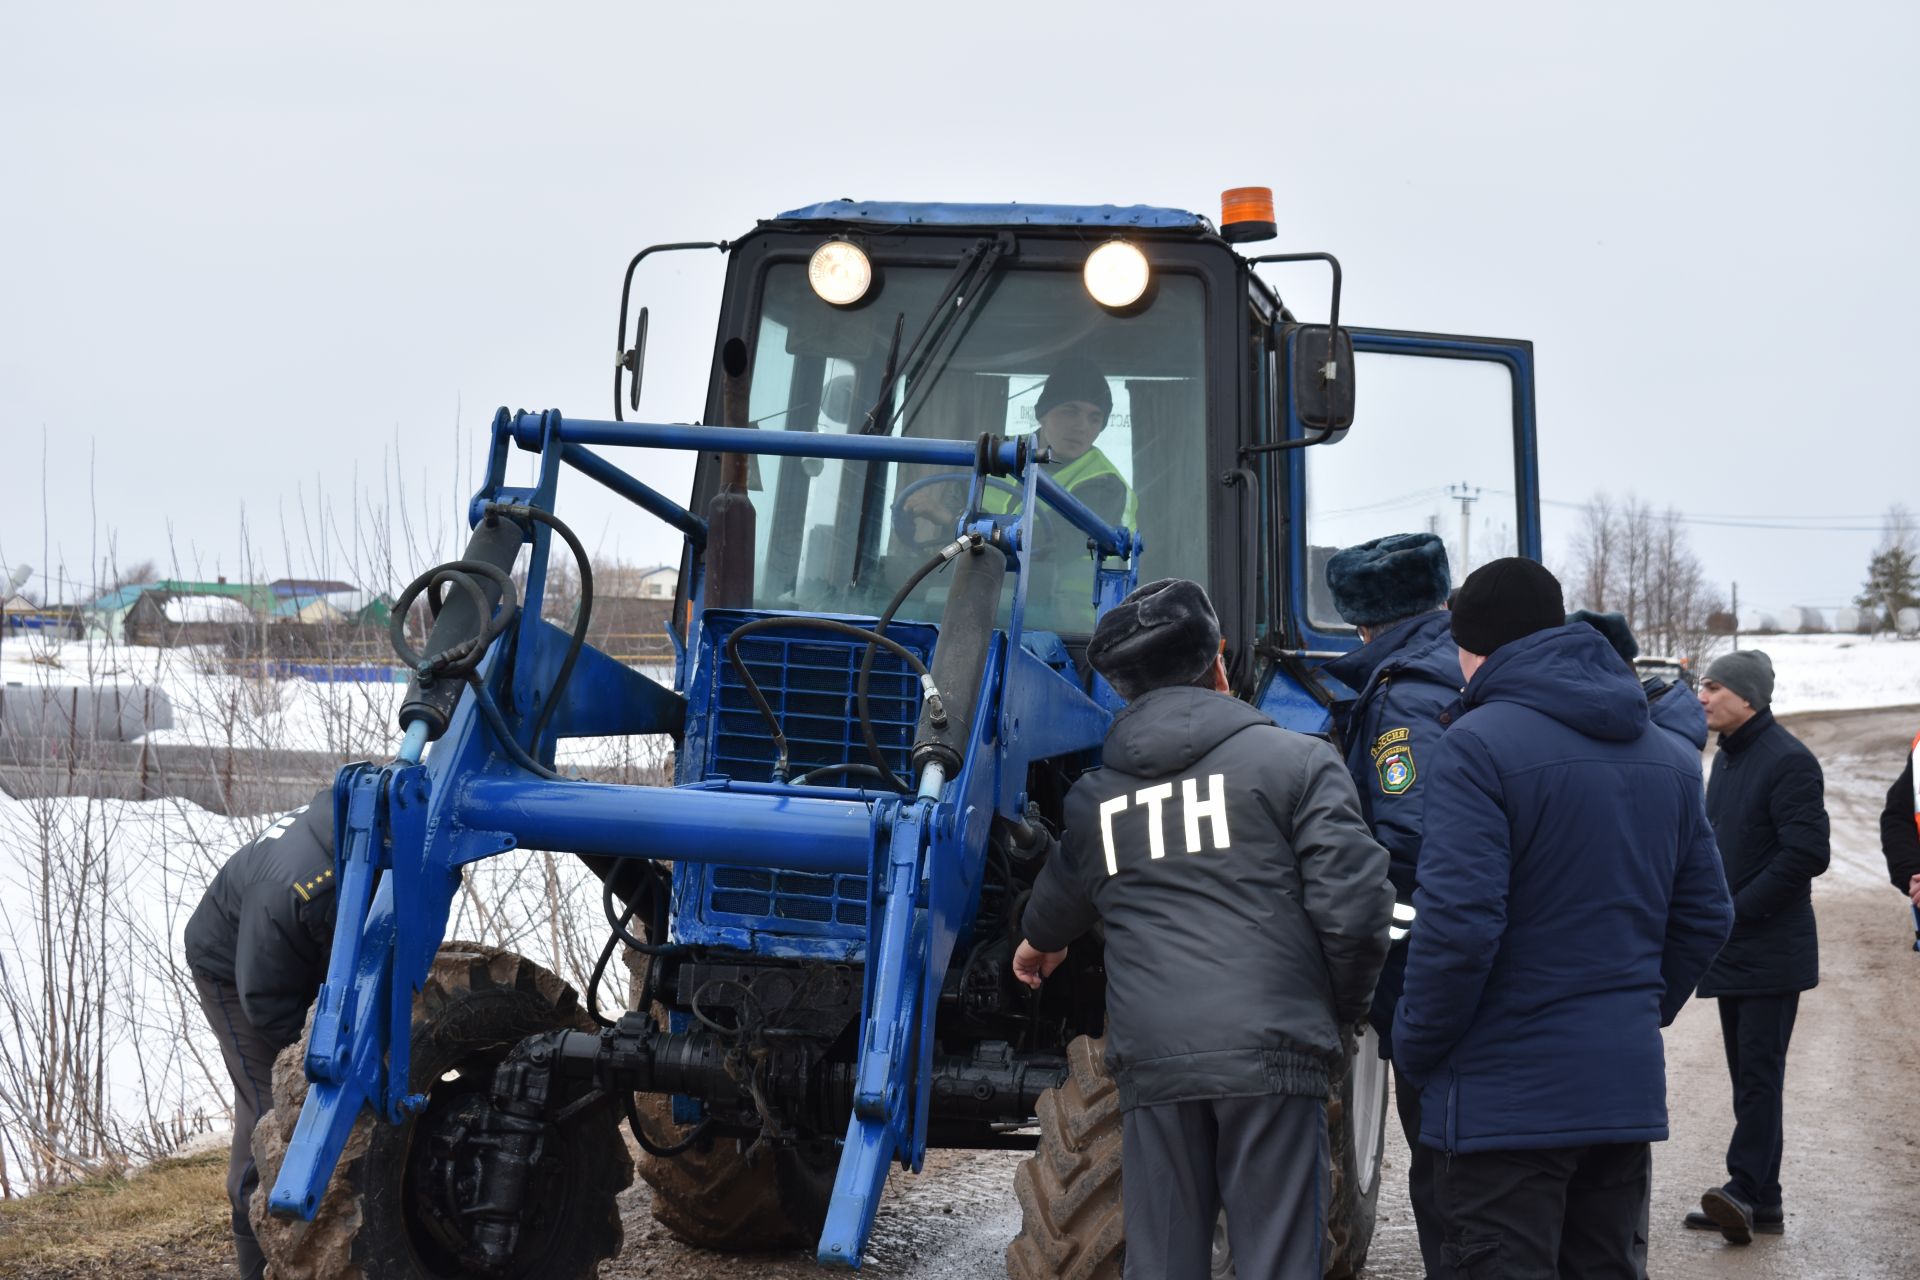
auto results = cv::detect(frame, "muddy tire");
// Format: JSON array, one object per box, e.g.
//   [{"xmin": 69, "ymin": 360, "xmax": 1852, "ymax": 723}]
[
  {"xmin": 635, "ymin": 1105, "xmax": 837, "ymax": 1250},
  {"xmin": 1008, "ymin": 1030, "xmax": 1385, "ymax": 1280},
  {"xmin": 1006, "ymin": 1034, "xmax": 1124, "ymax": 1280},
  {"xmin": 250, "ymin": 943, "xmax": 632, "ymax": 1280},
  {"xmin": 621, "ymin": 944, "xmax": 836, "ymax": 1250}
]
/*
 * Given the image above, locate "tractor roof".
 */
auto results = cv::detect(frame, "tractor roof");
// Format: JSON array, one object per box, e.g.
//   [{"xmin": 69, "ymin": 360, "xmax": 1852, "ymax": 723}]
[{"xmin": 770, "ymin": 200, "xmax": 1211, "ymax": 233}]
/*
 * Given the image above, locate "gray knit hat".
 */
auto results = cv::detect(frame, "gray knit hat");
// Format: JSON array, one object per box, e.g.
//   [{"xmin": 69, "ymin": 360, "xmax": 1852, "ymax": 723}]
[{"xmin": 1704, "ymin": 649, "xmax": 1774, "ymax": 711}]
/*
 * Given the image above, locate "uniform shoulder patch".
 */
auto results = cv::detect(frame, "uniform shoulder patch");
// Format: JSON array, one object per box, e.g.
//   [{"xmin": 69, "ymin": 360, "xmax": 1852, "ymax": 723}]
[
  {"xmin": 291, "ymin": 865, "xmax": 336, "ymax": 903},
  {"xmin": 1370, "ymin": 728, "xmax": 1417, "ymax": 796}
]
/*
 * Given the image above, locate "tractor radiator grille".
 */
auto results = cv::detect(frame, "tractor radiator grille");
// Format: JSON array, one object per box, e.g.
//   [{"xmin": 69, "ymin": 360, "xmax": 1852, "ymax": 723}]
[
  {"xmin": 710, "ymin": 628, "xmax": 930, "ymax": 784},
  {"xmin": 684, "ymin": 615, "xmax": 937, "ymax": 950},
  {"xmin": 708, "ymin": 867, "xmax": 868, "ymax": 929}
]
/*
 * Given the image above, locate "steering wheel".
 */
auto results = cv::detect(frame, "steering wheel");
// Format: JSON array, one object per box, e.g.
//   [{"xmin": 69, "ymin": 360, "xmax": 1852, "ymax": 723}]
[{"xmin": 890, "ymin": 471, "xmax": 1025, "ymax": 552}]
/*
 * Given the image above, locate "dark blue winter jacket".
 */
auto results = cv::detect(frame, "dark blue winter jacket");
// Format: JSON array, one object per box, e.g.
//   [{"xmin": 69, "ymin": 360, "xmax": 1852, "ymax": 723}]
[
  {"xmin": 1325, "ymin": 611, "xmax": 1462, "ymax": 901},
  {"xmin": 1391, "ymin": 624, "xmax": 1734, "ymax": 1154},
  {"xmin": 1325, "ymin": 610, "xmax": 1461, "ymax": 1052},
  {"xmin": 1646, "ymin": 678, "xmax": 1708, "ymax": 752}
]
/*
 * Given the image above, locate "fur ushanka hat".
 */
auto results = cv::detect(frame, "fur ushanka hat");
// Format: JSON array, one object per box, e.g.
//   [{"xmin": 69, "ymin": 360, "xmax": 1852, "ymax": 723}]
[{"xmin": 1325, "ymin": 533, "xmax": 1451, "ymax": 628}]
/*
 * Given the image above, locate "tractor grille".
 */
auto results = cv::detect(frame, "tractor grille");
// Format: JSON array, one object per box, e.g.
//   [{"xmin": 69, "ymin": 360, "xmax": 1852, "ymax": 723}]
[
  {"xmin": 709, "ymin": 628, "xmax": 930, "ymax": 784},
  {"xmin": 708, "ymin": 867, "xmax": 869, "ymax": 929},
  {"xmin": 683, "ymin": 614, "xmax": 937, "ymax": 949}
]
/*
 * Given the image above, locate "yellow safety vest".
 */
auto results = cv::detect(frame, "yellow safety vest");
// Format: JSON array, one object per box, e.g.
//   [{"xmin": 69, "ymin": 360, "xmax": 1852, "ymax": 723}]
[{"xmin": 979, "ymin": 443, "xmax": 1137, "ymax": 531}]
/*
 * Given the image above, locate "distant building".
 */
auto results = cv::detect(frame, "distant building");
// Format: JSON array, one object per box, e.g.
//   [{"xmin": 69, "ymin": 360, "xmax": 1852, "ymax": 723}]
[
  {"xmin": 88, "ymin": 579, "xmax": 271, "ymax": 643},
  {"xmin": 636, "ymin": 565, "xmax": 678, "ymax": 600},
  {"xmin": 3, "ymin": 594, "xmax": 83, "ymax": 639}
]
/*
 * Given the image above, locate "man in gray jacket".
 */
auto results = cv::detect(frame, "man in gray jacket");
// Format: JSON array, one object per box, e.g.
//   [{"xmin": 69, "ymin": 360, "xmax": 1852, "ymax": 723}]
[{"xmin": 1015, "ymin": 578, "xmax": 1394, "ymax": 1279}]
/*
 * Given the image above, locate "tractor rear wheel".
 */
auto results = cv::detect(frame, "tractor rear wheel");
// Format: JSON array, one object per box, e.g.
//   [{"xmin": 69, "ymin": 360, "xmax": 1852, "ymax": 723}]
[
  {"xmin": 1007, "ymin": 1029, "xmax": 1386, "ymax": 1280},
  {"xmin": 621, "ymin": 948, "xmax": 837, "ymax": 1249},
  {"xmin": 1006, "ymin": 1034, "xmax": 1124, "ymax": 1280},
  {"xmin": 250, "ymin": 943, "xmax": 631, "ymax": 1280}
]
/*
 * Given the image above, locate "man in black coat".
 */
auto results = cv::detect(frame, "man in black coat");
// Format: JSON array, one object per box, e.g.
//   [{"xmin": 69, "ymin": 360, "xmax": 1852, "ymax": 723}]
[
  {"xmin": 183, "ymin": 790, "xmax": 338, "ymax": 1280},
  {"xmin": 1687, "ymin": 650, "xmax": 1829, "ymax": 1245},
  {"xmin": 1013, "ymin": 578, "xmax": 1394, "ymax": 1279},
  {"xmin": 1881, "ymin": 729, "xmax": 1920, "ymax": 929}
]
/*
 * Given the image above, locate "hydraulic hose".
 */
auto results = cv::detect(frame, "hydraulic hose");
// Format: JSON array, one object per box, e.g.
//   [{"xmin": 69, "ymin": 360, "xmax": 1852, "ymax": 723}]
[
  {"xmin": 483, "ymin": 502, "xmax": 594, "ymax": 750},
  {"xmin": 854, "ymin": 533, "xmax": 984, "ymax": 792},
  {"xmin": 725, "ymin": 616, "xmax": 945, "ymax": 784}
]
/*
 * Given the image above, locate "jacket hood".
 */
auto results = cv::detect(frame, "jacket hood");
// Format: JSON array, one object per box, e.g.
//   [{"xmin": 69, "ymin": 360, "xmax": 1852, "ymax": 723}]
[
  {"xmin": 1324, "ymin": 610, "xmax": 1458, "ymax": 695},
  {"xmin": 1463, "ymin": 623, "xmax": 1650, "ymax": 742},
  {"xmin": 1646, "ymin": 679, "xmax": 1709, "ymax": 750},
  {"xmin": 1103, "ymin": 685, "xmax": 1272, "ymax": 776}
]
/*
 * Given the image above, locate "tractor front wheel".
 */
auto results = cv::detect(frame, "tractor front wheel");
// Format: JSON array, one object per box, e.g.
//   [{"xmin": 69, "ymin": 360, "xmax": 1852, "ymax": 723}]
[{"xmin": 250, "ymin": 943, "xmax": 632, "ymax": 1280}]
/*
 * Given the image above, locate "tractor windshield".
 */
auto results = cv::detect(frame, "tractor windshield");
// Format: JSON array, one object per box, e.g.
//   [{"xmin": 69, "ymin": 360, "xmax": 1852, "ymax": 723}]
[{"xmin": 742, "ymin": 259, "xmax": 1209, "ymax": 634}]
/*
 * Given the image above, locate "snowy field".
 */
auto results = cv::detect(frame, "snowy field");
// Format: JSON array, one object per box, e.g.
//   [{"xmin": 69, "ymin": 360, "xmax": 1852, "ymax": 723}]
[
  {"xmin": 1730, "ymin": 631, "xmax": 1920, "ymax": 715},
  {"xmin": 0, "ymin": 635, "xmax": 670, "ymax": 1187},
  {"xmin": 0, "ymin": 629, "xmax": 1914, "ymax": 1188}
]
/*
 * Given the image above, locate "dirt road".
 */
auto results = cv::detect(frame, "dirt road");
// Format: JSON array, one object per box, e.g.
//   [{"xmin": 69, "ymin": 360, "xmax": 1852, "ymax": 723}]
[{"xmin": 605, "ymin": 704, "xmax": 1920, "ymax": 1280}]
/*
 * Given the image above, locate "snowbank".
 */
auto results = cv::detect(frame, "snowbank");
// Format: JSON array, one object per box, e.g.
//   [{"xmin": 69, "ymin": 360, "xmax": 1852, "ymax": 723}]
[{"xmin": 1735, "ymin": 633, "xmax": 1920, "ymax": 716}]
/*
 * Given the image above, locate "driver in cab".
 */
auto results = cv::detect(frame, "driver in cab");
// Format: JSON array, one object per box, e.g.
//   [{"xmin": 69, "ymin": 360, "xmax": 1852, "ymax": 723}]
[
  {"xmin": 900, "ymin": 355, "xmax": 1134, "ymax": 552},
  {"xmin": 982, "ymin": 354, "xmax": 1134, "ymax": 534}
]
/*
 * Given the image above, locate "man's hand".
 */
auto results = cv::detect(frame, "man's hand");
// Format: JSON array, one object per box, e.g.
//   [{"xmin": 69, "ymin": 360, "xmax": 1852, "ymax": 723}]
[
  {"xmin": 1012, "ymin": 940, "xmax": 1067, "ymax": 990},
  {"xmin": 1908, "ymin": 873, "xmax": 1920, "ymax": 909}
]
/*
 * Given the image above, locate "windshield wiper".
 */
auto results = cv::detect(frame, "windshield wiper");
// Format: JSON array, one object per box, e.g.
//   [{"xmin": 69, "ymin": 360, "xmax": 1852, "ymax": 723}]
[
  {"xmin": 849, "ymin": 233, "xmax": 1016, "ymax": 587},
  {"xmin": 860, "ymin": 232, "xmax": 1016, "ymax": 436}
]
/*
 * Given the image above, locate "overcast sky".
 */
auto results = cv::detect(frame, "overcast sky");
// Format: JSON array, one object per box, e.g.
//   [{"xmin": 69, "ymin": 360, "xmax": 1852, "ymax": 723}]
[{"xmin": 3, "ymin": 2, "xmax": 1913, "ymax": 613}]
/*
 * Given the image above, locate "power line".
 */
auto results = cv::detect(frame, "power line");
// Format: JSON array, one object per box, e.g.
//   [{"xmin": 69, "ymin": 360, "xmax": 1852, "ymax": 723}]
[{"xmin": 1510, "ymin": 492, "xmax": 1896, "ymax": 533}]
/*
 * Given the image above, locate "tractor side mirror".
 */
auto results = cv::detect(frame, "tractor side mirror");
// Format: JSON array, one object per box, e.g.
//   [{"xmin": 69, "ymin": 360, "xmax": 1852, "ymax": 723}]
[{"xmin": 1289, "ymin": 324, "xmax": 1356, "ymax": 442}]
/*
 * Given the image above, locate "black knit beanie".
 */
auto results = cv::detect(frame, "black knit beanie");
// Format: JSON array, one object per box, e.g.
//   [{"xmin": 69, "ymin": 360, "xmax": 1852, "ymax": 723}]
[
  {"xmin": 1035, "ymin": 356, "xmax": 1113, "ymax": 420},
  {"xmin": 1450, "ymin": 558, "xmax": 1566, "ymax": 656}
]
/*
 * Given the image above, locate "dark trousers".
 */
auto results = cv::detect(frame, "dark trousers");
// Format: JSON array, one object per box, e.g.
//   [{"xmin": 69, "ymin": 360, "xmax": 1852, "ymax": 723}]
[
  {"xmin": 1715, "ymin": 992, "xmax": 1799, "ymax": 1207},
  {"xmin": 1121, "ymin": 1094, "xmax": 1327, "ymax": 1280},
  {"xmin": 1435, "ymin": 1142, "xmax": 1649, "ymax": 1279},
  {"xmin": 193, "ymin": 969, "xmax": 286, "ymax": 1280},
  {"xmin": 1393, "ymin": 1067, "xmax": 1450, "ymax": 1279}
]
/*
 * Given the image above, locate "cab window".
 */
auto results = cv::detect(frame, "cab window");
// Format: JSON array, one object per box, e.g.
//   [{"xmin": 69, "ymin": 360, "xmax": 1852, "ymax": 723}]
[
  {"xmin": 743, "ymin": 261, "xmax": 1209, "ymax": 634},
  {"xmin": 1303, "ymin": 352, "xmax": 1519, "ymax": 630}
]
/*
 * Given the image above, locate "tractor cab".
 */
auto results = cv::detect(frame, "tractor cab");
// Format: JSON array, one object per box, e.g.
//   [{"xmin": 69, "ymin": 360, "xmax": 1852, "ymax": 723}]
[{"xmin": 660, "ymin": 198, "xmax": 1541, "ymax": 729}]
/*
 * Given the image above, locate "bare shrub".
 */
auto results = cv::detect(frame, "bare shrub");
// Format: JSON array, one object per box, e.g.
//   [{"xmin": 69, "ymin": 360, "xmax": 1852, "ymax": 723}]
[{"xmin": 1566, "ymin": 491, "xmax": 1726, "ymax": 670}]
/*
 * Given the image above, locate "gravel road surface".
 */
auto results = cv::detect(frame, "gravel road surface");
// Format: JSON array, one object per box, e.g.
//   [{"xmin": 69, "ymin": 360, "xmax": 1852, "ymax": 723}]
[{"xmin": 605, "ymin": 704, "xmax": 1920, "ymax": 1279}]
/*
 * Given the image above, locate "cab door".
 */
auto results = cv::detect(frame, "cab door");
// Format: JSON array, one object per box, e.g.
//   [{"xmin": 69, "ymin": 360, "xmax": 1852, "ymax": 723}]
[{"xmin": 1255, "ymin": 327, "xmax": 1540, "ymax": 732}]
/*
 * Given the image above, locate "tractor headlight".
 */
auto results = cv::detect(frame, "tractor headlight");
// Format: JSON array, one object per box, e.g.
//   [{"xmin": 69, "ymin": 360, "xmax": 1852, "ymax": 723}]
[
  {"xmin": 1084, "ymin": 240, "xmax": 1150, "ymax": 309},
  {"xmin": 808, "ymin": 240, "xmax": 872, "ymax": 306}
]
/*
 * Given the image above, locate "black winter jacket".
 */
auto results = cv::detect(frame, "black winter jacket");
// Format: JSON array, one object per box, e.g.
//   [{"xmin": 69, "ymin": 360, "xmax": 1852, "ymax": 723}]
[
  {"xmin": 1021, "ymin": 686, "xmax": 1393, "ymax": 1109},
  {"xmin": 1883, "ymin": 747, "xmax": 1920, "ymax": 894},
  {"xmin": 1697, "ymin": 710, "xmax": 1829, "ymax": 997},
  {"xmin": 184, "ymin": 790, "xmax": 338, "ymax": 1044}
]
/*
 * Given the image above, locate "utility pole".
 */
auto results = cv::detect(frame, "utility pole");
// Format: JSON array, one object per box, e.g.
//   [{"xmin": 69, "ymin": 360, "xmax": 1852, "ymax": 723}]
[
  {"xmin": 1447, "ymin": 484, "xmax": 1481, "ymax": 571},
  {"xmin": 1730, "ymin": 581, "xmax": 1739, "ymax": 652}
]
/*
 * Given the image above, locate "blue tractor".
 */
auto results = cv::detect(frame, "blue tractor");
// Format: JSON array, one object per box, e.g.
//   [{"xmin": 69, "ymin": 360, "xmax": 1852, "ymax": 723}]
[{"xmin": 252, "ymin": 195, "xmax": 1541, "ymax": 1278}]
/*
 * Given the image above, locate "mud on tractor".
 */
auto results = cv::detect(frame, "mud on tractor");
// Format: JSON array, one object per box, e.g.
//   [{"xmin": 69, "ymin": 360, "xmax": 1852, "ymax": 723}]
[{"xmin": 254, "ymin": 195, "xmax": 1541, "ymax": 1277}]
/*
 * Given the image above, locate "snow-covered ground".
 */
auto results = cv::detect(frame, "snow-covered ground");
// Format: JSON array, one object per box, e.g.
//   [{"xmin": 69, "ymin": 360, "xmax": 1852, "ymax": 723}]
[
  {"xmin": 0, "ymin": 635, "xmax": 667, "ymax": 1188},
  {"xmin": 0, "ymin": 635, "xmax": 674, "ymax": 763},
  {"xmin": 1735, "ymin": 632, "xmax": 1920, "ymax": 716}
]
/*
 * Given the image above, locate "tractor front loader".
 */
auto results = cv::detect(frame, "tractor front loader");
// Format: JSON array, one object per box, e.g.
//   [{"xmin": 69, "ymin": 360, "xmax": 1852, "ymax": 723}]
[{"xmin": 255, "ymin": 196, "xmax": 1542, "ymax": 1279}]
